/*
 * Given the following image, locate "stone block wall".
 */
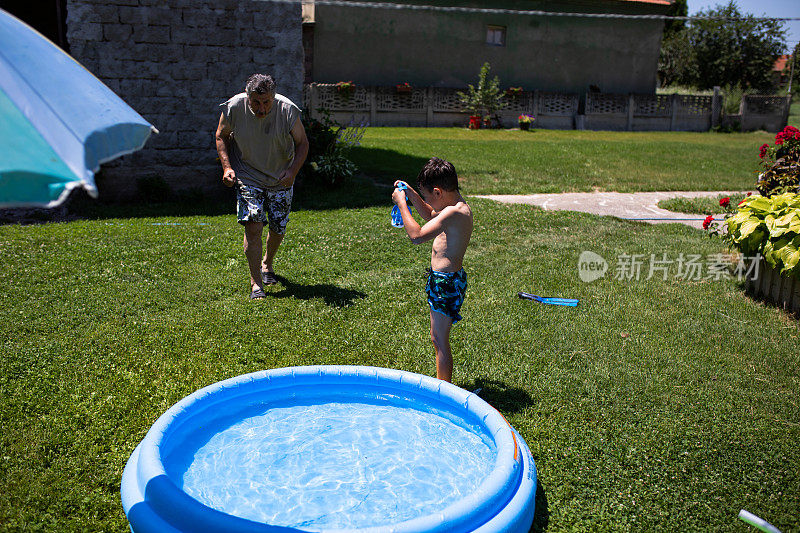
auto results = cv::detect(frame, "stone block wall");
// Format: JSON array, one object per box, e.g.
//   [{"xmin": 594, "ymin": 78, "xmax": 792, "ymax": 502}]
[{"xmin": 66, "ymin": 0, "xmax": 304, "ymax": 201}]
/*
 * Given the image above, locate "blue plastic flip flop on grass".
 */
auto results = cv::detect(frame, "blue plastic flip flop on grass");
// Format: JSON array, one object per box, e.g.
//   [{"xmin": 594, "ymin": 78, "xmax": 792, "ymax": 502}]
[{"xmin": 518, "ymin": 291, "xmax": 579, "ymax": 307}]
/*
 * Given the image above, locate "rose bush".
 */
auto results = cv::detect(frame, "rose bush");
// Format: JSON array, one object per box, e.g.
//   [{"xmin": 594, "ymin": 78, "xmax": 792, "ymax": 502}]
[{"xmin": 756, "ymin": 125, "xmax": 800, "ymax": 197}]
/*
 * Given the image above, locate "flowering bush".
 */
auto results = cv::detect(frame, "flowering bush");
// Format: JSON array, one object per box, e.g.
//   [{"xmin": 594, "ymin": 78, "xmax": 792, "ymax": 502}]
[
  {"xmin": 756, "ymin": 125, "xmax": 800, "ymax": 197},
  {"xmin": 703, "ymin": 195, "xmax": 746, "ymax": 236},
  {"xmin": 335, "ymin": 81, "xmax": 355, "ymax": 95}
]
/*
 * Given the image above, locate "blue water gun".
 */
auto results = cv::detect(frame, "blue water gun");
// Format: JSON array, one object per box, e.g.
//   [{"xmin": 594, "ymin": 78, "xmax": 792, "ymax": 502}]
[{"xmin": 391, "ymin": 182, "xmax": 413, "ymax": 228}]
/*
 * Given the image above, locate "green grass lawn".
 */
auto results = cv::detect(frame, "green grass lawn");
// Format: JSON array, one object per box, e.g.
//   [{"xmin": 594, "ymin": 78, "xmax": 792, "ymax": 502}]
[
  {"xmin": 351, "ymin": 128, "xmax": 772, "ymax": 194},
  {"xmin": 1, "ymin": 171, "xmax": 799, "ymax": 531},
  {"xmin": 657, "ymin": 193, "xmax": 749, "ymax": 215}
]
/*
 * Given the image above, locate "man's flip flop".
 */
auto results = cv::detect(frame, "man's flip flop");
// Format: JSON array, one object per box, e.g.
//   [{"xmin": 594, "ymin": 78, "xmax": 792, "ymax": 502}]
[
  {"xmin": 250, "ymin": 287, "xmax": 267, "ymax": 299},
  {"xmin": 261, "ymin": 271, "xmax": 278, "ymax": 285}
]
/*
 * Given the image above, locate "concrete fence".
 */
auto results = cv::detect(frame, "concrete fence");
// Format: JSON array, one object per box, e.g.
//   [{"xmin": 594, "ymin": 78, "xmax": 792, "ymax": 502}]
[{"xmin": 304, "ymin": 84, "xmax": 792, "ymax": 133}]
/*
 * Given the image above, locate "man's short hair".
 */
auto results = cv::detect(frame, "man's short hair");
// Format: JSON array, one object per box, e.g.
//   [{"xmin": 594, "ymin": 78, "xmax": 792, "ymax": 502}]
[
  {"xmin": 417, "ymin": 157, "xmax": 459, "ymax": 192},
  {"xmin": 245, "ymin": 74, "xmax": 276, "ymax": 96}
]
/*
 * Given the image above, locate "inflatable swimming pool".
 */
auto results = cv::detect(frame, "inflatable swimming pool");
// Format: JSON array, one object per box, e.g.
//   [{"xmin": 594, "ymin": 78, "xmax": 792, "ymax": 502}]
[{"xmin": 121, "ymin": 366, "xmax": 536, "ymax": 532}]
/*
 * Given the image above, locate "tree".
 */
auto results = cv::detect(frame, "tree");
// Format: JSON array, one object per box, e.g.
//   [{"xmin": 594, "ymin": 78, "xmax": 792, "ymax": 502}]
[
  {"xmin": 687, "ymin": 1, "xmax": 786, "ymax": 91},
  {"xmin": 658, "ymin": 1, "xmax": 787, "ymax": 91},
  {"xmin": 657, "ymin": 0, "xmax": 691, "ymax": 86},
  {"xmin": 658, "ymin": 28, "xmax": 695, "ymax": 87},
  {"xmin": 457, "ymin": 62, "xmax": 504, "ymax": 118},
  {"xmin": 787, "ymin": 42, "xmax": 799, "ymax": 96},
  {"xmin": 663, "ymin": 0, "xmax": 688, "ymax": 38}
]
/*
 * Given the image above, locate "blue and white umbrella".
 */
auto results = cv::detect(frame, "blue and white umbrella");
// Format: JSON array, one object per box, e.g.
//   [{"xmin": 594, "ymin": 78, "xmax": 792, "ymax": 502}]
[{"xmin": 0, "ymin": 9, "xmax": 157, "ymax": 208}]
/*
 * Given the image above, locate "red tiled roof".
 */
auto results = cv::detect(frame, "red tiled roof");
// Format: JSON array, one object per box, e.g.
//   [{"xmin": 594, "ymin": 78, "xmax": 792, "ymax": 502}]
[{"xmin": 774, "ymin": 55, "xmax": 790, "ymax": 72}]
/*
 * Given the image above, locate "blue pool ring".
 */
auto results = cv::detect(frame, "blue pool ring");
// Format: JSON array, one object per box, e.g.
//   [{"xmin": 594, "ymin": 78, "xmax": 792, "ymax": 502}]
[{"xmin": 121, "ymin": 366, "xmax": 536, "ymax": 532}]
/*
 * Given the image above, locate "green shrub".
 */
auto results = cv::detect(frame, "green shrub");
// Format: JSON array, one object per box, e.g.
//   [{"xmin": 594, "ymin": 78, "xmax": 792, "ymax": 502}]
[
  {"xmin": 457, "ymin": 62, "xmax": 505, "ymax": 123},
  {"xmin": 726, "ymin": 192, "xmax": 800, "ymax": 277},
  {"xmin": 300, "ymin": 110, "xmax": 365, "ymax": 189}
]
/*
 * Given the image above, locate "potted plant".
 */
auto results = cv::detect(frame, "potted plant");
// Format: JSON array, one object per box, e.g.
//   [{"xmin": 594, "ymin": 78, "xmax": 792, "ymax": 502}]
[
  {"xmin": 704, "ymin": 126, "xmax": 800, "ymax": 313},
  {"xmin": 457, "ymin": 62, "xmax": 505, "ymax": 129},
  {"xmin": 396, "ymin": 82, "xmax": 412, "ymax": 94},
  {"xmin": 518, "ymin": 114, "xmax": 535, "ymax": 130},
  {"xmin": 724, "ymin": 192, "xmax": 800, "ymax": 313},
  {"xmin": 335, "ymin": 80, "xmax": 355, "ymax": 96},
  {"xmin": 506, "ymin": 87, "xmax": 523, "ymax": 98}
]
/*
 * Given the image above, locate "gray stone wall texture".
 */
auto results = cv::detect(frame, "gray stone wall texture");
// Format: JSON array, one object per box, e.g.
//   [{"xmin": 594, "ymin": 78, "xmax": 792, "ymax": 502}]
[{"xmin": 66, "ymin": 0, "xmax": 304, "ymax": 201}]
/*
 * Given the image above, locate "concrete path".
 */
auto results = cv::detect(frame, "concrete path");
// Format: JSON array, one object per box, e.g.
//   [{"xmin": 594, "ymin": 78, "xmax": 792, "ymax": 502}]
[{"xmin": 473, "ymin": 191, "xmax": 746, "ymax": 229}]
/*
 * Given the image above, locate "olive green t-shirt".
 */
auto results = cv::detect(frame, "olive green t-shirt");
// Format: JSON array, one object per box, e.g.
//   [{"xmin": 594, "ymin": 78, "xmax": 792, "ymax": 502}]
[{"xmin": 220, "ymin": 92, "xmax": 300, "ymax": 190}]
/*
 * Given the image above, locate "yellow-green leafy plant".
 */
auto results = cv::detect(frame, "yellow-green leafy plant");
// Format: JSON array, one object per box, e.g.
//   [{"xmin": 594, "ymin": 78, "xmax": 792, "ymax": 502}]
[{"xmin": 726, "ymin": 192, "xmax": 800, "ymax": 277}]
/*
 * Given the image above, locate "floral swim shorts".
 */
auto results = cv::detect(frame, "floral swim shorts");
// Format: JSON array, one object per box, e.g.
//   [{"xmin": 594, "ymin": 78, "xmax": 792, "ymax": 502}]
[
  {"xmin": 236, "ymin": 183, "xmax": 293, "ymax": 234},
  {"xmin": 425, "ymin": 268, "xmax": 468, "ymax": 324}
]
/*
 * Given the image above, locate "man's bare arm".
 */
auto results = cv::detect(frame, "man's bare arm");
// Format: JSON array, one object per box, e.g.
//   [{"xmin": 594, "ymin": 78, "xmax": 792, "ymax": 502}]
[
  {"xmin": 215, "ymin": 113, "xmax": 236, "ymax": 187},
  {"xmin": 278, "ymin": 119, "xmax": 309, "ymax": 188}
]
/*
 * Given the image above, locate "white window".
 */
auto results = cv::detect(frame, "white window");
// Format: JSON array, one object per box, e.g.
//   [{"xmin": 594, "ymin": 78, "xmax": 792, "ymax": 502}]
[{"xmin": 486, "ymin": 25, "xmax": 506, "ymax": 46}]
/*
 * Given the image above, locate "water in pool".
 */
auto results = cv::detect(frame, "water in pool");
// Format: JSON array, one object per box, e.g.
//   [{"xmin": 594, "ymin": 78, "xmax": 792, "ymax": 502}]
[{"xmin": 170, "ymin": 396, "xmax": 496, "ymax": 529}]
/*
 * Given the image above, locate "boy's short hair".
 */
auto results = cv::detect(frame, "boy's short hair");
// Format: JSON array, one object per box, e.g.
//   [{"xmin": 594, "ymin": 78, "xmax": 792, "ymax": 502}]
[{"xmin": 417, "ymin": 157, "xmax": 459, "ymax": 192}]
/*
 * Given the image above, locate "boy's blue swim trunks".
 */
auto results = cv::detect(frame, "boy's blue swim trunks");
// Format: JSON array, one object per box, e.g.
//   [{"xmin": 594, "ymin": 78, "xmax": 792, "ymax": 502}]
[{"xmin": 425, "ymin": 268, "xmax": 468, "ymax": 324}]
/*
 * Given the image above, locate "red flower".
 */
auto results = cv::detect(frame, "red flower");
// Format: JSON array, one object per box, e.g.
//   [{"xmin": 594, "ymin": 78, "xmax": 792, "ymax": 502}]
[
  {"xmin": 702, "ymin": 215, "xmax": 714, "ymax": 230},
  {"xmin": 719, "ymin": 197, "xmax": 730, "ymax": 208},
  {"xmin": 759, "ymin": 143, "xmax": 769, "ymax": 158},
  {"xmin": 746, "ymin": 191, "xmax": 752, "ymax": 196}
]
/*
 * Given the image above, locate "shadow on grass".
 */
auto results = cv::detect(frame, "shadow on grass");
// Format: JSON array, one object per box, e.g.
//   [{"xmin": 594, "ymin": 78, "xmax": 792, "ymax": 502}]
[
  {"xmin": 349, "ymin": 146, "xmax": 430, "ymax": 186},
  {"xmin": 531, "ymin": 478, "xmax": 550, "ymax": 532},
  {"xmin": 0, "ymin": 147, "xmax": 431, "ymax": 224},
  {"xmin": 459, "ymin": 377, "xmax": 536, "ymax": 414},
  {"xmin": 270, "ymin": 274, "xmax": 366, "ymax": 308},
  {"xmin": 456, "ymin": 377, "xmax": 549, "ymax": 532}
]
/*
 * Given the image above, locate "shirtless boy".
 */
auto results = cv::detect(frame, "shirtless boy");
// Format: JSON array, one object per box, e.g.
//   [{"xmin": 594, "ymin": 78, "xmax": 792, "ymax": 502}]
[{"xmin": 392, "ymin": 157, "xmax": 473, "ymax": 383}]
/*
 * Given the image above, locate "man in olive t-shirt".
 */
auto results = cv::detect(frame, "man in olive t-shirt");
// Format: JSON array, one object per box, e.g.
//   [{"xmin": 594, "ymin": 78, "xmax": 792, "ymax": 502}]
[{"xmin": 215, "ymin": 74, "xmax": 309, "ymax": 300}]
